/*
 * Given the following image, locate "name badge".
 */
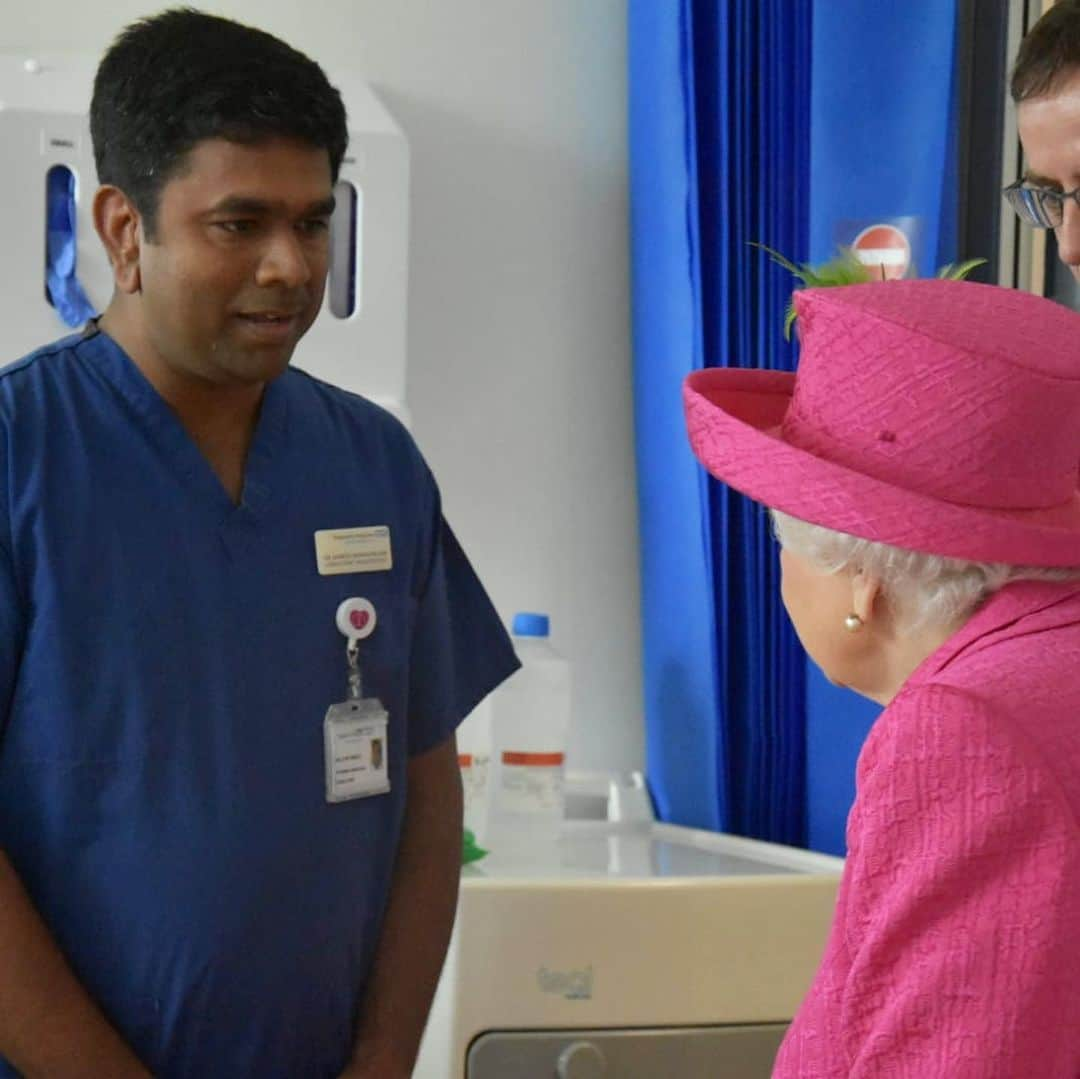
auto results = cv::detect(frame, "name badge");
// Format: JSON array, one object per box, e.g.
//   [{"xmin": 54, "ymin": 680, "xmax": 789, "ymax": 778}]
[
  {"xmin": 324, "ymin": 698, "xmax": 390, "ymax": 802},
  {"xmin": 314, "ymin": 526, "xmax": 393, "ymax": 575}
]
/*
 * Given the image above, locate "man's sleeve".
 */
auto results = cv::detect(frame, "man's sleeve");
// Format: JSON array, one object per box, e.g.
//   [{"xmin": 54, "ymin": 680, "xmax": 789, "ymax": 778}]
[
  {"xmin": 403, "ymin": 475, "xmax": 520, "ymax": 758},
  {"xmin": 0, "ymin": 515, "xmax": 24, "ymax": 748},
  {"xmin": 836, "ymin": 683, "xmax": 1080, "ymax": 1078}
]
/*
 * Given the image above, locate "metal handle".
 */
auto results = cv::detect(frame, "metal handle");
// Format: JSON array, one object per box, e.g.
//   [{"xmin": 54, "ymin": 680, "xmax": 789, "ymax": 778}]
[{"xmin": 556, "ymin": 1040, "xmax": 607, "ymax": 1079}]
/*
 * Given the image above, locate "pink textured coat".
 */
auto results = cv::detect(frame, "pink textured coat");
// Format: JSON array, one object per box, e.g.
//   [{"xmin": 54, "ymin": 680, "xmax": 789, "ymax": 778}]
[{"xmin": 773, "ymin": 580, "xmax": 1080, "ymax": 1078}]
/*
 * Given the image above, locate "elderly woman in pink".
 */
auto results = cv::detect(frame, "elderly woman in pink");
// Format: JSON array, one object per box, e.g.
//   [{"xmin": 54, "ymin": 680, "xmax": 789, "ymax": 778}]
[{"xmin": 683, "ymin": 279, "xmax": 1080, "ymax": 1078}]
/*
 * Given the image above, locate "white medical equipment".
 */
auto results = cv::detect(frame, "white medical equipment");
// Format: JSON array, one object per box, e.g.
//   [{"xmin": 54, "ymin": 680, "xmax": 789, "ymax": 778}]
[
  {"xmin": 415, "ymin": 772, "xmax": 843, "ymax": 1078},
  {"xmin": 0, "ymin": 54, "xmax": 410, "ymax": 420}
]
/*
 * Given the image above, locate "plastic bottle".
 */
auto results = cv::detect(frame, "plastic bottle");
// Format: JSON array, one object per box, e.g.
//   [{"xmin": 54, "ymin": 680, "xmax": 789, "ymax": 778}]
[
  {"xmin": 456, "ymin": 697, "xmax": 492, "ymax": 845},
  {"xmin": 487, "ymin": 612, "xmax": 572, "ymax": 849}
]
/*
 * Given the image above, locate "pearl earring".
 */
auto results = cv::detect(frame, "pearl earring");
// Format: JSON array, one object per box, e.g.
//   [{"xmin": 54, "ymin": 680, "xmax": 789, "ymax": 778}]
[{"xmin": 844, "ymin": 614, "xmax": 864, "ymax": 632}]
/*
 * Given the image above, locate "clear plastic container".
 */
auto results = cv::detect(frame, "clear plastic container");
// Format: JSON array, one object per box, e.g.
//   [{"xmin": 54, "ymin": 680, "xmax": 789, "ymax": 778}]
[
  {"xmin": 487, "ymin": 612, "xmax": 572, "ymax": 850},
  {"xmin": 456, "ymin": 698, "xmax": 492, "ymax": 844}
]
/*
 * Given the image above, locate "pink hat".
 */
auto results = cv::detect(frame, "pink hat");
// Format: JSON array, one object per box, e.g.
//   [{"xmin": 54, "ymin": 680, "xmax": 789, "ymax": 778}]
[{"xmin": 683, "ymin": 279, "xmax": 1080, "ymax": 567}]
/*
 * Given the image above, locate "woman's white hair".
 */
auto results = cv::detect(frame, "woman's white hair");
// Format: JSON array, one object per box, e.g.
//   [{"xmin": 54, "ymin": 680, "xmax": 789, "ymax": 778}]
[{"xmin": 770, "ymin": 508, "xmax": 1080, "ymax": 632}]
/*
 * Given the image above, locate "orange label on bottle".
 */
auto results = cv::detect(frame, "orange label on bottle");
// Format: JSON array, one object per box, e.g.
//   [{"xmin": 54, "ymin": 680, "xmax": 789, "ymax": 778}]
[
  {"xmin": 458, "ymin": 753, "xmax": 474, "ymax": 768},
  {"xmin": 502, "ymin": 751, "xmax": 565, "ymax": 767}
]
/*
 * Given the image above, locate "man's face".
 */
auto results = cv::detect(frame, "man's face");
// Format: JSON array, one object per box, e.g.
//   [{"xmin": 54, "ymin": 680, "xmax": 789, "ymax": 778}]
[
  {"xmin": 135, "ymin": 136, "xmax": 335, "ymax": 387},
  {"xmin": 1017, "ymin": 68, "xmax": 1080, "ymax": 283}
]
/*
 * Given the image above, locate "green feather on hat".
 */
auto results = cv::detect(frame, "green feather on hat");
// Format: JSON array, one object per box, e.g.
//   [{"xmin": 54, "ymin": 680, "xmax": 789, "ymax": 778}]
[{"xmin": 751, "ymin": 242, "xmax": 987, "ymax": 340}]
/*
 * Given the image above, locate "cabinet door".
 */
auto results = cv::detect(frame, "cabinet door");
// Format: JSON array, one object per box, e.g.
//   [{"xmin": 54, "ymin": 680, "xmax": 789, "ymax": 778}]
[{"xmin": 467, "ymin": 1024, "xmax": 788, "ymax": 1078}]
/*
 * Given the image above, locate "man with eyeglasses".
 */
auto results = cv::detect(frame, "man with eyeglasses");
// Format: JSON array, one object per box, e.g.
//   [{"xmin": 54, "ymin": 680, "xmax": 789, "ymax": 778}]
[{"xmin": 1008, "ymin": 0, "xmax": 1080, "ymax": 277}]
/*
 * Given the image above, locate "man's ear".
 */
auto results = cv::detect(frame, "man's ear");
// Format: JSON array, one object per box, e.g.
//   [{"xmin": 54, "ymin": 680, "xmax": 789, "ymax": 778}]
[{"xmin": 93, "ymin": 185, "xmax": 143, "ymax": 294}]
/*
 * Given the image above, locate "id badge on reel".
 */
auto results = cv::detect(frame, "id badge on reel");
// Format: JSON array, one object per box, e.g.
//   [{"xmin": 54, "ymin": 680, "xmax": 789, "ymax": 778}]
[{"xmin": 325, "ymin": 598, "xmax": 390, "ymax": 803}]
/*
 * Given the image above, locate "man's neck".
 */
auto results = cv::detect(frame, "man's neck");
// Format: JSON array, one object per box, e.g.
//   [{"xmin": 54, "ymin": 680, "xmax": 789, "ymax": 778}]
[{"xmin": 98, "ymin": 303, "xmax": 264, "ymax": 504}]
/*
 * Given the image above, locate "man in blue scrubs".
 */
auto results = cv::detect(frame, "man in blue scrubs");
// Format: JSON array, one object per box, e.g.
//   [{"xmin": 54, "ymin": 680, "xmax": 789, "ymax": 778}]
[{"xmin": 0, "ymin": 10, "xmax": 518, "ymax": 1077}]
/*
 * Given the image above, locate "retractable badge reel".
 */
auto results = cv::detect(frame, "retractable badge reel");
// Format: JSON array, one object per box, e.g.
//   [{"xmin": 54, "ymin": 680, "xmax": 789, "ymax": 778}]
[{"xmin": 324, "ymin": 598, "xmax": 390, "ymax": 803}]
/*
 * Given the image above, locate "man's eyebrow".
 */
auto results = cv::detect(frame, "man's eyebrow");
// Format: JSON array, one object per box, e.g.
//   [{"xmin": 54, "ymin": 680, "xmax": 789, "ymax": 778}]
[
  {"xmin": 207, "ymin": 196, "xmax": 271, "ymax": 215},
  {"xmin": 306, "ymin": 196, "xmax": 337, "ymax": 217},
  {"xmin": 206, "ymin": 195, "xmax": 337, "ymax": 216},
  {"xmin": 1022, "ymin": 171, "xmax": 1065, "ymax": 190}
]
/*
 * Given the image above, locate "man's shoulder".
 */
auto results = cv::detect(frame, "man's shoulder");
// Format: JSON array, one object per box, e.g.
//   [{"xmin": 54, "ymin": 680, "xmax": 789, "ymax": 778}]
[
  {"xmin": 281, "ymin": 365, "xmax": 401, "ymax": 419},
  {"xmin": 280, "ymin": 367, "xmax": 424, "ymax": 466},
  {"xmin": 0, "ymin": 332, "xmax": 90, "ymax": 393}
]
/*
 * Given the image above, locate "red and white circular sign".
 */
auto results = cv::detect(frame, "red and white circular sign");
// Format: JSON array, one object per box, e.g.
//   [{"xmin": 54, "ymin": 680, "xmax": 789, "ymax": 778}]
[{"xmin": 851, "ymin": 223, "xmax": 911, "ymax": 280}]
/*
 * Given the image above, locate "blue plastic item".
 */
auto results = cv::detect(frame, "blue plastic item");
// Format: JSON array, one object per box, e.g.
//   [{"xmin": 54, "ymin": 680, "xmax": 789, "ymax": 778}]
[
  {"xmin": 45, "ymin": 165, "xmax": 98, "ymax": 328},
  {"xmin": 511, "ymin": 612, "xmax": 550, "ymax": 638}
]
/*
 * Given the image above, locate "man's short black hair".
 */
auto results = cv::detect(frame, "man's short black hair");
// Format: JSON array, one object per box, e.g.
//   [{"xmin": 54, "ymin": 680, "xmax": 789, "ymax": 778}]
[
  {"xmin": 1012, "ymin": 0, "xmax": 1080, "ymax": 102},
  {"xmin": 91, "ymin": 8, "xmax": 348, "ymax": 237}
]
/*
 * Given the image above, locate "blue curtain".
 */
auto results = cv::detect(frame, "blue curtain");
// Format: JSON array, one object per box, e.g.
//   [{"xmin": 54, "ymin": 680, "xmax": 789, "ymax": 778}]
[
  {"xmin": 630, "ymin": 0, "xmax": 811, "ymax": 844},
  {"xmin": 805, "ymin": 0, "xmax": 958, "ymax": 854}
]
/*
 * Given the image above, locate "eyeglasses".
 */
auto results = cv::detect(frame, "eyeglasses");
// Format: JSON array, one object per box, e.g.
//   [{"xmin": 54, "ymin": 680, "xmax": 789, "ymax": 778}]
[{"xmin": 1003, "ymin": 179, "xmax": 1080, "ymax": 229}]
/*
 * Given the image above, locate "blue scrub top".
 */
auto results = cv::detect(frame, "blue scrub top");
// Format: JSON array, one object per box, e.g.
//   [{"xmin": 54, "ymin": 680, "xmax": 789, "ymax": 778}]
[{"xmin": 0, "ymin": 330, "xmax": 519, "ymax": 1077}]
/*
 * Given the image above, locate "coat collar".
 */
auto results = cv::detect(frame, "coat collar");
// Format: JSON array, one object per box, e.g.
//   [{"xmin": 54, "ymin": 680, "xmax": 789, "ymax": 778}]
[{"xmin": 906, "ymin": 579, "xmax": 1080, "ymax": 690}]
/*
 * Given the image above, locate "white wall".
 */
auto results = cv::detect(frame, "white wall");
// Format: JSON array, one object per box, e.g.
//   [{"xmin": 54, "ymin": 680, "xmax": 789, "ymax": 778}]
[{"xmin": 5, "ymin": 1, "xmax": 644, "ymax": 774}]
